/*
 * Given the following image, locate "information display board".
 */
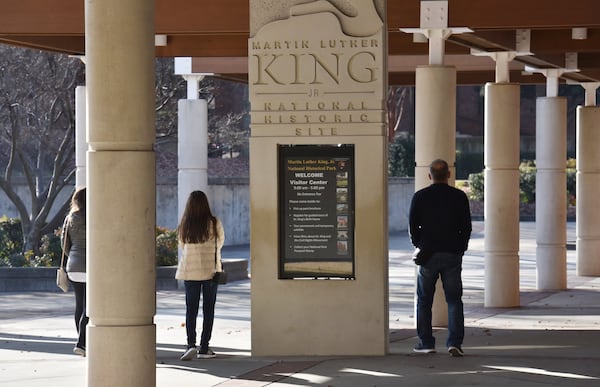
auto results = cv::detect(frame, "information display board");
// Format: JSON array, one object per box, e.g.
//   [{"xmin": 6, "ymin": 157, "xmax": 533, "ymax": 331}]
[{"xmin": 278, "ymin": 144, "xmax": 355, "ymax": 279}]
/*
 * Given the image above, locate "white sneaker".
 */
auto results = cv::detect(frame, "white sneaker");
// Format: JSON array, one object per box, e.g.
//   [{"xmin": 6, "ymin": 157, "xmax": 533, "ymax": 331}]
[
  {"xmin": 413, "ymin": 343, "xmax": 436, "ymax": 353},
  {"xmin": 73, "ymin": 346, "xmax": 86, "ymax": 357},
  {"xmin": 448, "ymin": 346, "xmax": 464, "ymax": 357},
  {"xmin": 180, "ymin": 347, "xmax": 197, "ymax": 361},
  {"xmin": 197, "ymin": 348, "xmax": 216, "ymax": 359}
]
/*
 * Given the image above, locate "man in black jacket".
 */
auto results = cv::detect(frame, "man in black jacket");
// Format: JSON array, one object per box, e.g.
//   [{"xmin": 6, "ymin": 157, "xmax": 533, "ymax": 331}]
[{"xmin": 409, "ymin": 159, "xmax": 472, "ymax": 357}]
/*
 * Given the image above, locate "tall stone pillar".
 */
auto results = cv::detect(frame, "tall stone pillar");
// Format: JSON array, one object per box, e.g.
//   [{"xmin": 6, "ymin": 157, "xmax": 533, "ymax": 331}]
[
  {"xmin": 75, "ymin": 85, "xmax": 87, "ymax": 189},
  {"xmin": 249, "ymin": 1, "xmax": 388, "ymax": 356},
  {"xmin": 414, "ymin": 67, "xmax": 457, "ymax": 187},
  {"xmin": 483, "ymin": 83, "xmax": 520, "ymax": 307},
  {"xmin": 415, "ymin": 65, "xmax": 456, "ymax": 325},
  {"xmin": 85, "ymin": 1, "xmax": 156, "ymax": 386},
  {"xmin": 536, "ymin": 97, "xmax": 567, "ymax": 290},
  {"xmin": 178, "ymin": 99, "xmax": 209, "ymax": 220},
  {"xmin": 576, "ymin": 104, "xmax": 600, "ymax": 275}
]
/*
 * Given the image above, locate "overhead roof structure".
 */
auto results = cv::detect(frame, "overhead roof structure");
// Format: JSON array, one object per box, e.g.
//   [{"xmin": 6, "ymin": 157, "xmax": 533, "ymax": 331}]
[{"xmin": 1, "ymin": 0, "xmax": 599, "ymax": 85}]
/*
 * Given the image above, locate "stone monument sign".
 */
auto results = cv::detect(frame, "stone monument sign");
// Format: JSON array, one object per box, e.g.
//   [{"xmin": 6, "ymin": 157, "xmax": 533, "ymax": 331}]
[{"xmin": 249, "ymin": 0, "xmax": 389, "ymax": 356}]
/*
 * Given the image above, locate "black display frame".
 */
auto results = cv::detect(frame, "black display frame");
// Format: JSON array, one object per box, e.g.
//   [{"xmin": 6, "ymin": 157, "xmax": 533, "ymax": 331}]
[{"xmin": 278, "ymin": 144, "xmax": 355, "ymax": 279}]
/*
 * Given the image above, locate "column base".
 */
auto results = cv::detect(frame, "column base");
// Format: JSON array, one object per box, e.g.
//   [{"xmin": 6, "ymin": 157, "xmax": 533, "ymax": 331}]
[
  {"xmin": 536, "ymin": 245, "xmax": 567, "ymax": 290},
  {"xmin": 87, "ymin": 324, "xmax": 156, "ymax": 387},
  {"xmin": 484, "ymin": 252, "xmax": 520, "ymax": 307},
  {"xmin": 576, "ymin": 238, "xmax": 600, "ymax": 276}
]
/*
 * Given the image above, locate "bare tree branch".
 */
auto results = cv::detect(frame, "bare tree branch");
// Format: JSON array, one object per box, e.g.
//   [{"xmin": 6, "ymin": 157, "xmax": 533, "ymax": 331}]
[
  {"xmin": 0, "ymin": 176, "xmax": 30, "ymax": 227},
  {"xmin": 0, "ymin": 45, "xmax": 83, "ymax": 254},
  {"xmin": 16, "ymin": 148, "xmax": 37, "ymax": 212},
  {"xmin": 41, "ymin": 189, "xmax": 73, "ymax": 235},
  {"xmin": 5, "ymin": 104, "xmax": 19, "ymax": 182},
  {"xmin": 36, "ymin": 120, "xmax": 75, "ymax": 226}
]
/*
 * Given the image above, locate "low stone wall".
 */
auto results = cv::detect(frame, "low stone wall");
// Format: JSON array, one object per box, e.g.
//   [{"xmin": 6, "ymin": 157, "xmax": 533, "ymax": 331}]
[
  {"xmin": 1, "ymin": 177, "xmax": 415, "ymax": 247},
  {"xmin": 388, "ymin": 177, "xmax": 414, "ymax": 233},
  {"xmin": 157, "ymin": 177, "xmax": 252, "ymax": 245},
  {"xmin": 0, "ymin": 259, "xmax": 248, "ymax": 292}
]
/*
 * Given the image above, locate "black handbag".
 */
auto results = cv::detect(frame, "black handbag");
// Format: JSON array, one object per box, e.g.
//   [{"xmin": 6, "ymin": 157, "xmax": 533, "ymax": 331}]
[
  {"xmin": 213, "ymin": 271, "xmax": 227, "ymax": 285},
  {"xmin": 412, "ymin": 247, "xmax": 434, "ymax": 266},
  {"xmin": 213, "ymin": 231, "xmax": 227, "ymax": 285}
]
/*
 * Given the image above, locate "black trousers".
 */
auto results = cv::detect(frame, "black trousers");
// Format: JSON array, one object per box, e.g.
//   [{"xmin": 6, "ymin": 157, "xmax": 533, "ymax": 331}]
[{"xmin": 71, "ymin": 280, "xmax": 89, "ymax": 349}]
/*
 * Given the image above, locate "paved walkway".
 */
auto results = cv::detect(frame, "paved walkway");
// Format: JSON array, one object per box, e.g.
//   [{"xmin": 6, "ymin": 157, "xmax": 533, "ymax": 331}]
[{"xmin": 1, "ymin": 222, "xmax": 600, "ymax": 386}]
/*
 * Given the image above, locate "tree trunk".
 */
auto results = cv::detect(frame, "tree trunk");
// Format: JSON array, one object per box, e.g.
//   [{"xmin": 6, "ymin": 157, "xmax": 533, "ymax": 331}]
[{"xmin": 24, "ymin": 224, "xmax": 43, "ymax": 257}]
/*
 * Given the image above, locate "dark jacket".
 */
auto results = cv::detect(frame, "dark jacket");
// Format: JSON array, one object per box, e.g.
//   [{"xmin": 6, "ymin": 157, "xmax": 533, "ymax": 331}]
[
  {"xmin": 409, "ymin": 183, "xmax": 472, "ymax": 254},
  {"xmin": 61, "ymin": 211, "xmax": 86, "ymax": 273}
]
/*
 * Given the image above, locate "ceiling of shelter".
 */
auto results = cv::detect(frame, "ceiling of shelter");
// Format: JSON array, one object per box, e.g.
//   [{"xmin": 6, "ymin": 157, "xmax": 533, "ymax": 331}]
[{"xmin": 1, "ymin": 0, "xmax": 599, "ymax": 86}]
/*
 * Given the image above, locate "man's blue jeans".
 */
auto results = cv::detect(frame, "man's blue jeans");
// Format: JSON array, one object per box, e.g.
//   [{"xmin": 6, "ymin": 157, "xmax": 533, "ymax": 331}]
[
  {"xmin": 416, "ymin": 252, "xmax": 464, "ymax": 348},
  {"xmin": 184, "ymin": 279, "xmax": 218, "ymax": 350}
]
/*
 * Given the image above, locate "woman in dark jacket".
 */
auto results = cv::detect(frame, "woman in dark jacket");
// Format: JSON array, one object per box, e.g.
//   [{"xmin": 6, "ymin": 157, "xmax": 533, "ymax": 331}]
[{"xmin": 61, "ymin": 188, "xmax": 87, "ymax": 357}]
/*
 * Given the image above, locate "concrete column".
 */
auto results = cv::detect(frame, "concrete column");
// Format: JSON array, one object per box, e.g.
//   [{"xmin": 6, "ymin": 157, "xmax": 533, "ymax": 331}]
[
  {"xmin": 576, "ymin": 105, "xmax": 600, "ymax": 275},
  {"xmin": 484, "ymin": 83, "xmax": 520, "ymax": 307},
  {"xmin": 177, "ymin": 99, "xmax": 209, "ymax": 220},
  {"xmin": 415, "ymin": 65, "xmax": 456, "ymax": 326},
  {"xmin": 85, "ymin": 0, "xmax": 156, "ymax": 386},
  {"xmin": 536, "ymin": 97, "xmax": 567, "ymax": 290},
  {"xmin": 75, "ymin": 85, "xmax": 87, "ymax": 189}
]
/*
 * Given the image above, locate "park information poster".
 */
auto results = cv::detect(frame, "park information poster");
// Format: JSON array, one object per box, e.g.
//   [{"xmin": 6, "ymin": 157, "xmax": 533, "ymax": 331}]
[{"xmin": 278, "ymin": 144, "xmax": 355, "ymax": 279}]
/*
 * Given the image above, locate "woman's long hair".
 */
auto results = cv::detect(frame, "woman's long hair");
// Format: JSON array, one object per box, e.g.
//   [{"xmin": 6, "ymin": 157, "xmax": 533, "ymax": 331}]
[
  {"xmin": 177, "ymin": 190, "xmax": 216, "ymax": 244},
  {"xmin": 70, "ymin": 188, "xmax": 86, "ymax": 214}
]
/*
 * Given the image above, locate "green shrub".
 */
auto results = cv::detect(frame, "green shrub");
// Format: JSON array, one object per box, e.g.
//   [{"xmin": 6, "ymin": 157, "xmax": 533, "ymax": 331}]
[
  {"xmin": 566, "ymin": 158, "xmax": 576, "ymax": 205},
  {"xmin": 4, "ymin": 253, "xmax": 25, "ymax": 267},
  {"xmin": 467, "ymin": 159, "xmax": 577, "ymax": 206},
  {"xmin": 467, "ymin": 172, "xmax": 484, "ymax": 201},
  {"xmin": 1, "ymin": 218, "xmax": 181, "ymax": 267},
  {"xmin": 0, "ymin": 217, "xmax": 24, "ymax": 267},
  {"xmin": 389, "ymin": 136, "xmax": 483, "ymax": 179},
  {"xmin": 156, "ymin": 226, "xmax": 178, "ymax": 266},
  {"xmin": 0, "ymin": 217, "xmax": 62, "ymax": 267},
  {"xmin": 388, "ymin": 134, "xmax": 415, "ymax": 177},
  {"xmin": 467, "ymin": 161, "xmax": 538, "ymax": 204},
  {"xmin": 38, "ymin": 230, "xmax": 63, "ymax": 267},
  {"xmin": 519, "ymin": 161, "xmax": 536, "ymax": 204},
  {"xmin": 456, "ymin": 152, "xmax": 484, "ymax": 180},
  {"xmin": 2, "ymin": 249, "xmax": 53, "ymax": 268}
]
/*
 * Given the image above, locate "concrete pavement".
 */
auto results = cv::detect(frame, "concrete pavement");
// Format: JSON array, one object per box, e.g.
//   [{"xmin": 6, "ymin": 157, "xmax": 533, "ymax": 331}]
[{"xmin": 1, "ymin": 221, "xmax": 600, "ymax": 386}]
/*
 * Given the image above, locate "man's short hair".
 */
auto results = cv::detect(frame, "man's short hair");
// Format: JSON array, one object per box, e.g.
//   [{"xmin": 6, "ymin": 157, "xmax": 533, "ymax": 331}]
[{"xmin": 429, "ymin": 159, "xmax": 449, "ymax": 181}]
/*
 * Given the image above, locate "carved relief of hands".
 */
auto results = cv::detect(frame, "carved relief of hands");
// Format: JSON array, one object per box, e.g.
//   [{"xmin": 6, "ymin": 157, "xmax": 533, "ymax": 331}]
[{"xmin": 290, "ymin": 0, "xmax": 382, "ymax": 37}]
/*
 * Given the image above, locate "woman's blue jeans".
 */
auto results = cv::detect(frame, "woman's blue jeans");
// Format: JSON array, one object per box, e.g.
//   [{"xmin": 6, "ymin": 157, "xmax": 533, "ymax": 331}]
[
  {"xmin": 184, "ymin": 279, "xmax": 218, "ymax": 350},
  {"xmin": 416, "ymin": 252, "xmax": 464, "ymax": 349}
]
